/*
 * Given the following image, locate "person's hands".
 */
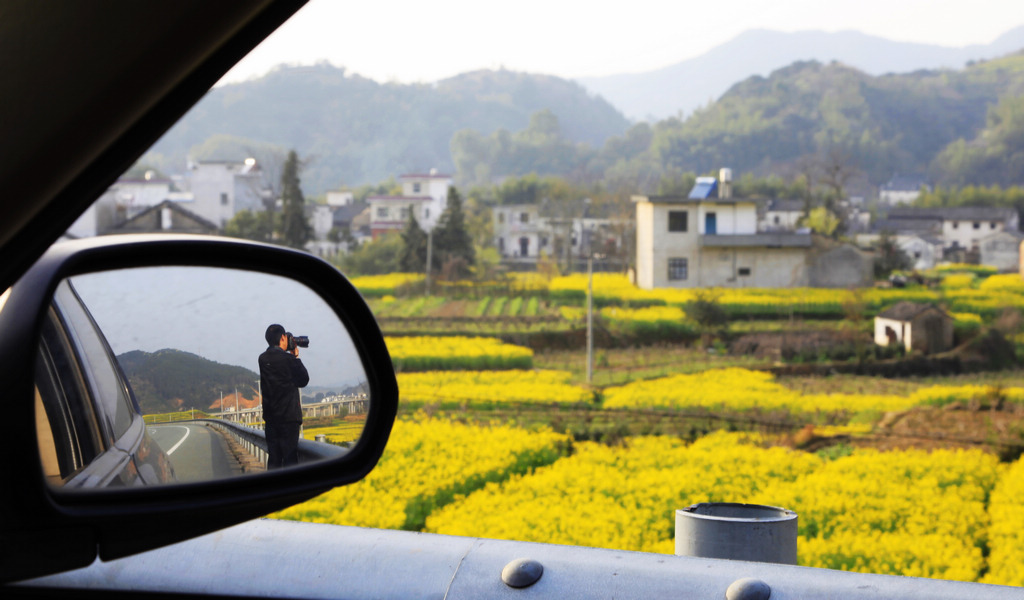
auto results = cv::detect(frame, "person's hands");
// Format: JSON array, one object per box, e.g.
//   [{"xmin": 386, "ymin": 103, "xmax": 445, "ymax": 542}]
[{"xmin": 291, "ymin": 346, "xmax": 299, "ymax": 358}]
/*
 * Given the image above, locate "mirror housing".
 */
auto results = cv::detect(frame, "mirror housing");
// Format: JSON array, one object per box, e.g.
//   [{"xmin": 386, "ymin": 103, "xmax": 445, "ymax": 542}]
[{"xmin": 0, "ymin": 235, "xmax": 398, "ymax": 582}]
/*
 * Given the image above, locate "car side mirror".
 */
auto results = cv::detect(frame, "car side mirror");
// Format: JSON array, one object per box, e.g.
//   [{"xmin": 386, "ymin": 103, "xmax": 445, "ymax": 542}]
[{"xmin": 0, "ymin": 235, "xmax": 398, "ymax": 582}]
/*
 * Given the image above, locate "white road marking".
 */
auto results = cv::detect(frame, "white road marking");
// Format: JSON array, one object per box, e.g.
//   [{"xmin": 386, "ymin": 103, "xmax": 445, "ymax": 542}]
[{"xmin": 163, "ymin": 425, "xmax": 191, "ymax": 455}]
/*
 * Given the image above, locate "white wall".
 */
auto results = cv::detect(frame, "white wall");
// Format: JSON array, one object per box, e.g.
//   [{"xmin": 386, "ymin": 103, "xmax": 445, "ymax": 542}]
[
  {"xmin": 762, "ymin": 210, "xmax": 802, "ymax": 232},
  {"xmin": 400, "ymin": 175, "xmax": 451, "ymax": 231},
  {"xmin": 493, "ymin": 204, "xmax": 543, "ymax": 257},
  {"xmin": 896, "ymin": 236, "xmax": 941, "ymax": 270},
  {"xmin": 880, "ymin": 190, "xmax": 921, "ymax": 205},
  {"xmin": 875, "ymin": 317, "xmax": 905, "ymax": 346},
  {"xmin": 641, "ymin": 201, "xmax": 699, "ymax": 289},
  {"xmin": 326, "ymin": 191, "xmax": 354, "ymax": 206},
  {"xmin": 942, "ymin": 219, "xmax": 1003, "ymax": 250},
  {"xmin": 696, "ymin": 201, "xmax": 757, "ymax": 235},
  {"xmin": 188, "ymin": 163, "xmax": 238, "ymax": 229}
]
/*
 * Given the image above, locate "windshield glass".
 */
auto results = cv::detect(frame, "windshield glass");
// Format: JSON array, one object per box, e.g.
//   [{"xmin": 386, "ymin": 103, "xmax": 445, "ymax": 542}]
[{"xmin": 69, "ymin": 0, "xmax": 1024, "ymax": 587}]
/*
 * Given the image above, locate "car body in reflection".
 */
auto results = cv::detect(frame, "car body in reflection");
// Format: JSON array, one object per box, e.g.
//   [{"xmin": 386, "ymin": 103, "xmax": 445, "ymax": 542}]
[{"xmin": 34, "ymin": 279, "xmax": 175, "ymax": 488}]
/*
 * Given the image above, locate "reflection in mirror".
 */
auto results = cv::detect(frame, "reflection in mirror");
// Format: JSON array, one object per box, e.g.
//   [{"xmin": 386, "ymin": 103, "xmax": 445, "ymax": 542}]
[{"xmin": 34, "ymin": 267, "xmax": 369, "ymax": 489}]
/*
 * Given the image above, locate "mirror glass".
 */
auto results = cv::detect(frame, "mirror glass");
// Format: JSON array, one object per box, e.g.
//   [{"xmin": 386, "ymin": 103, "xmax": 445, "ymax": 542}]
[{"xmin": 34, "ymin": 266, "xmax": 369, "ymax": 489}]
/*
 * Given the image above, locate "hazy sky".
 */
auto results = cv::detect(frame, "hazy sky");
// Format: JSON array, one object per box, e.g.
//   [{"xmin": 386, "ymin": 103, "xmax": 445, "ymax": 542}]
[
  {"xmin": 70, "ymin": 268, "xmax": 366, "ymax": 390},
  {"xmin": 221, "ymin": 0, "xmax": 1024, "ymax": 85}
]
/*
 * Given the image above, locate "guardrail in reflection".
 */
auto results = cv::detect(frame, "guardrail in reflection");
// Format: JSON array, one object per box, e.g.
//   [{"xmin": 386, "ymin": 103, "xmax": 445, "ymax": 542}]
[{"xmin": 193, "ymin": 419, "xmax": 349, "ymax": 467}]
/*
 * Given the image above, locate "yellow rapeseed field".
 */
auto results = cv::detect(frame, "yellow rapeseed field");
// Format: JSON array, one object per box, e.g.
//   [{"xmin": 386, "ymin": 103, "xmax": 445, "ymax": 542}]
[
  {"xmin": 386, "ymin": 335, "xmax": 533, "ymax": 370},
  {"xmin": 602, "ymin": 368, "xmax": 1024, "ymax": 414},
  {"xmin": 425, "ymin": 432, "xmax": 818, "ymax": 553},
  {"xmin": 276, "ymin": 418, "xmax": 1024, "ymax": 584},
  {"xmin": 397, "ymin": 370, "xmax": 593, "ymax": 406},
  {"xmin": 272, "ymin": 417, "xmax": 570, "ymax": 530},
  {"xmin": 751, "ymin": 447, "xmax": 1001, "ymax": 581},
  {"xmin": 423, "ymin": 429, "xmax": 1018, "ymax": 583},
  {"xmin": 983, "ymin": 457, "xmax": 1024, "ymax": 586},
  {"xmin": 602, "ymin": 368, "xmax": 918, "ymax": 414},
  {"xmin": 349, "ymin": 273, "xmax": 424, "ymax": 296}
]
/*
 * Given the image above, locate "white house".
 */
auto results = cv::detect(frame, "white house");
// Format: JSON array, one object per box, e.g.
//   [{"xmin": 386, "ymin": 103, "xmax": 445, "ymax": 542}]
[
  {"xmin": 633, "ymin": 171, "xmax": 871, "ymax": 289},
  {"xmin": 885, "ymin": 206, "xmax": 1018, "ymax": 254},
  {"xmin": 980, "ymin": 230, "xmax": 1024, "ymax": 272},
  {"xmin": 494, "ymin": 204, "xmax": 544, "ymax": 258},
  {"xmin": 399, "ymin": 171, "xmax": 451, "ymax": 231},
  {"xmin": 367, "ymin": 170, "xmax": 452, "ymax": 239},
  {"xmin": 185, "ymin": 158, "xmax": 270, "ymax": 229}
]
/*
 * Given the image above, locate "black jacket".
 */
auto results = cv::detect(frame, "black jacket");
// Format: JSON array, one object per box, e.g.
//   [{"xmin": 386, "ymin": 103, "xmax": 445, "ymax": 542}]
[{"xmin": 258, "ymin": 346, "xmax": 309, "ymax": 424}]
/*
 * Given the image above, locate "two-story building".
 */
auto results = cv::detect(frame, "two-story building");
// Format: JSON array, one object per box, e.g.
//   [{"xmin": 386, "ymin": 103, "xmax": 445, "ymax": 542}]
[
  {"xmin": 858, "ymin": 206, "xmax": 1022, "ymax": 269},
  {"xmin": 633, "ymin": 171, "xmax": 871, "ymax": 289},
  {"xmin": 884, "ymin": 206, "xmax": 1018, "ymax": 252},
  {"xmin": 494, "ymin": 204, "xmax": 544, "ymax": 258},
  {"xmin": 367, "ymin": 170, "xmax": 452, "ymax": 239},
  {"xmin": 185, "ymin": 158, "xmax": 271, "ymax": 229}
]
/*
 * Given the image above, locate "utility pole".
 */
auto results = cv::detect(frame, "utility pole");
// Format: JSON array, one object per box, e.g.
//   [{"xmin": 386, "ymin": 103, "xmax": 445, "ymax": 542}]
[
  {"xmin": 425, "ymin": 228, "xmax": 433, "ymax": 295},
  {"xmin": 586, "ymin": 253, "xmax": 594, "ymax": 384}
]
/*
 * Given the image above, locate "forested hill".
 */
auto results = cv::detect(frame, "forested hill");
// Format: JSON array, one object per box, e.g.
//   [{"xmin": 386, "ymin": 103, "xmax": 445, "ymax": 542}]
[
  {"xmin": 578, "ymin": 27, "xmax": 1024, "ymax": 121},
  {"xmin": 145, "ymin": 64, "xmax": 629, "ymax": 193},
  {"xmin": 118, "ymin": 349, "xmax": 259, "ymax": 415},
  {"xmin": 144, "ymin": 53, "xmax": 1024, "ymax": 194},
  {"xmin": 642, "ymin": 52, "xmax": 1024, "ymax": 186}
]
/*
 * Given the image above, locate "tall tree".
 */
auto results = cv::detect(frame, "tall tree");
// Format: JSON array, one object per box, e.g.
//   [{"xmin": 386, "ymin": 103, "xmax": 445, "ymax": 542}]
[
  {"xmin": 399, "ymin": 208, "xmax": 428, "ymax": 272},
  {"xmin": 433, "ymin": 186, "xmax": 475, "ymax": 277},
  {"xmin": 279, "ymin": 149, "xmax": 313, "ymax": 249}
]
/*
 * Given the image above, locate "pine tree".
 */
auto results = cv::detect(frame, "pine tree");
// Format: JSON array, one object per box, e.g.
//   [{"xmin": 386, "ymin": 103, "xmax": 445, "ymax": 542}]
[
  {"xmin": 399, "ymin": 208, "xmax": 428, "ymax": 272},
  {"xmin": 279, "ymin": 150, "xmax": 313, "ymax": 249},
  {"xmin": 433, "ymin": 186, "xmax": 475, "ymax": 277}
]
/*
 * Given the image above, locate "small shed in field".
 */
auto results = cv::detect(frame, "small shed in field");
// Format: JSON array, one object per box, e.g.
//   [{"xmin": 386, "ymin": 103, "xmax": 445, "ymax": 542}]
[{"xmin": 874, "ymin": 302, "xmax": 954, "ymax": 354}]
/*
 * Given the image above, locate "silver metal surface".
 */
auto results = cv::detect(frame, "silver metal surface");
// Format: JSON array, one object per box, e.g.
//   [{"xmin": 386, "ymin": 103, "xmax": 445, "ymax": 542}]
[
  {"xmin": 21, "ymin": 519, "xmax": 1024, "ymax": 599},
  {"xmin": 676, "ymin": 503, "xmax": 798, "ymax": 565}
]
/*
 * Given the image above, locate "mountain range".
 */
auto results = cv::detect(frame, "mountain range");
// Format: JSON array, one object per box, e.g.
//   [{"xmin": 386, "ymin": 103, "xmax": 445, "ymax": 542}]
[
  {"xmin": 141, "ymin": 27, "xmax": 1024, "ymax": 194},
  {"xmin": 146, "ymin": 65, "xmax": 629, "ymax": 194},
  {"xmin": 578, "ymin": 26, "xmax": 1024, "ymax": 121},
  {"xmin": 118, "ymin": 349, "xmax": 260, "ymax": 415}
]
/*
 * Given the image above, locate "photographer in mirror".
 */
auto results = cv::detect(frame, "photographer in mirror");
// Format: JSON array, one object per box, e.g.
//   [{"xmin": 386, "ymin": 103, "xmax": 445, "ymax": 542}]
[{"xmin": 259, "ymin": 324, "xmax": 310, "ymax": 469}]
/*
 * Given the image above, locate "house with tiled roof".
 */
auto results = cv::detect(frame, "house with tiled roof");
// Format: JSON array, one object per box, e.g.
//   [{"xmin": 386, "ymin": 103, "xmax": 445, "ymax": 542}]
[
  {"xmin": 874, "ymin": 302, "xmax": 953, "ymax": 354},
  {"xmin": 67, "ymin": 172, "xmax": 194, "ymax": 238},
  {"xmin": 111, "ymin": 199, "xmax": 218, "ymax": 235},
  {"xmin": 859, "ymin": 206, "xmax": 1021, "ymax": 269},
  {"xmin": 885, "ymin": 206, "xmax": 1018, "ymax": 252}
]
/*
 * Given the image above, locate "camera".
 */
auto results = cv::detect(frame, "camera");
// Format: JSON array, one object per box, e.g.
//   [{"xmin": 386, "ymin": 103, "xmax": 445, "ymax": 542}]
[{"xmin": 286, "ymin": 333, "xmax": 310, "ymax": 351}]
